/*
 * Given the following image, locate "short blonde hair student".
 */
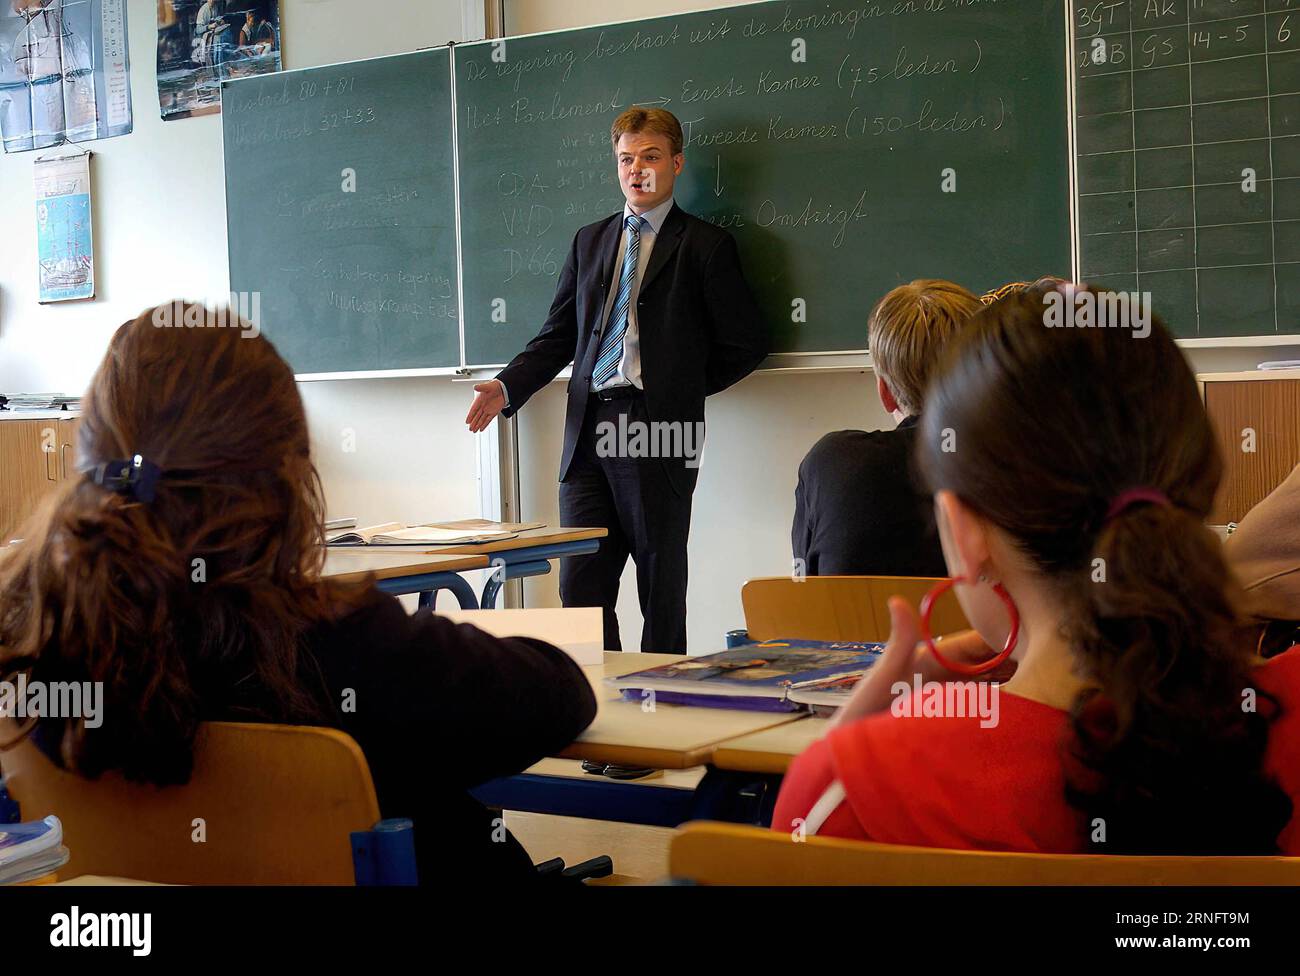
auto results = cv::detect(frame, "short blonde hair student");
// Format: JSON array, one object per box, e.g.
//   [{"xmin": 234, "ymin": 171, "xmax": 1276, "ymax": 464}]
[{"xmin": 867, "ymin": 280, "xmax": 981, "ymax": 417}]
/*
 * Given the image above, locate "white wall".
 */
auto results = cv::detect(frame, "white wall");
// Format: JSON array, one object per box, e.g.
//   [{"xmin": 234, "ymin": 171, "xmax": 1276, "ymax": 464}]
[
  {"xmin": 0, "ymin": 0, "xmax": 484, "ymax": 606},
  {"xmin": 507, "ymin": 0, "xmax": 1300, "ymax": 654},
  {"xmin": 0, "ymin": 0, "xmax": 471, "ymax": 390},
  {"xmin": 505, "ymin": 0, "xmax": 750, "ymax": 32}
]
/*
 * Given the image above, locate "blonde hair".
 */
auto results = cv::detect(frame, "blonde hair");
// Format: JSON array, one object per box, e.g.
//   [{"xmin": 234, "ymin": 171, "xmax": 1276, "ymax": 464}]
[
  {"xmin": 610, "ymin": 107, "xmax": 683, "ymax": 156},
  {"xmin": 981, "ymin": 276, "xmax": 1069, "ymax": 305},
  {"xmin": 868, "ymin": 279, "xmax": 980, "ymax": 416}
]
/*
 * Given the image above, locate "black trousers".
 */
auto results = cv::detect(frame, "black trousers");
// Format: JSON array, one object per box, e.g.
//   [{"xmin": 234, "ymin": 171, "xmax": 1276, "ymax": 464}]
[{"xmin": 558, "ymin": 393, "xmax": 693, "ymax": 653}]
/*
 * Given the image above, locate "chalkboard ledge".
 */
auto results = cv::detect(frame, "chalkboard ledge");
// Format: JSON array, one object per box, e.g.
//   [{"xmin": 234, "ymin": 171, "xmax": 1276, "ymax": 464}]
[
  {"xmin": 294, "ymin": 366, "xmax": 469, "ymax": 383},
  {"xmin": 1177, "ymin": 336, "xmax": 1300, "ymax": 349},
  {"xmin": 453, "ymin": 353, "xmax": 879, "ymax": 384},
  {"xmin": 293, "ymin": 341, "xmax": 1300, "ymax": 383}
]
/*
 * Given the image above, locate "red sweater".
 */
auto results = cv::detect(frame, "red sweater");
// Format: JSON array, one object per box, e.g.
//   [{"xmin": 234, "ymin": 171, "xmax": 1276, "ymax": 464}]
[{"xmin": 772, "ymin": 646, "xmax": 1300, "ymax": 854}]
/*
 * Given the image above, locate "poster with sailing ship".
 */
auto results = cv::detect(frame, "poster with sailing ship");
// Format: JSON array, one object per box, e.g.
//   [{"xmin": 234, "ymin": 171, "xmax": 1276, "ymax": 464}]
[{"xmin": 34, "ymin": 152, "xmax": 94, "ymax": 302}]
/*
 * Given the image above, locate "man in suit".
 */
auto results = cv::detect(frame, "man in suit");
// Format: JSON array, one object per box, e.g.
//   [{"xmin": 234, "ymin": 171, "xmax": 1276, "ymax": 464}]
[
  {"xmin": 792, "ymin": 279, "xmax": 980, "ymax": 578},
  {"xmin": 466, "ymin": 107, "xmax": 767, "ymax": 653}
]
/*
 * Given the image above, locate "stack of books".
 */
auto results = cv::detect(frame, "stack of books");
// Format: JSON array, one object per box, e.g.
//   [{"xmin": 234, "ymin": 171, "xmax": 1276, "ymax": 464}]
[
  {"xmin": 607, "ymin": 639, "xmax": 884, "ymax": 712},
  {"xmin": 0, "ymin": 393, "xmax": 80, "ymax": 411}
]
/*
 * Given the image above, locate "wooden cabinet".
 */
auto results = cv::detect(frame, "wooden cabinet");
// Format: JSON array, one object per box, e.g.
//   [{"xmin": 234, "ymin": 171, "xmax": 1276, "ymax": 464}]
[
  {"xmin": 0, "ymin": 416, "xmax": 81, "ymax": 543},
  {"xmin": 1201, "ymin": 372, "xmax": 1300, "ymax": 524}
]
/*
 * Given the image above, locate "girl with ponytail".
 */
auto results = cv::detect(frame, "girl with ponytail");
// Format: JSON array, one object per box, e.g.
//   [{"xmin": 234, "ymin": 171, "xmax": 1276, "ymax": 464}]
[
  {"xmin": 774, "ymin": 285, "xmax": 1300, "ymax": 855},
  {"xmin": 0, "ymin": 306, "xmax": 596, "ymax": 882}
]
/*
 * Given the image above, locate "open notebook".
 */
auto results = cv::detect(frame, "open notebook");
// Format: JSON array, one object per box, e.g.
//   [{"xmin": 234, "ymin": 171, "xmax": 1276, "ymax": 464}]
[{"xmin": 327, "ymin": 519, "xmax": 545, "ymax": 546}]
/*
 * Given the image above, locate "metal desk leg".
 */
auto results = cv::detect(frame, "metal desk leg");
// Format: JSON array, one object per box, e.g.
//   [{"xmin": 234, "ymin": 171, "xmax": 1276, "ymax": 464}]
[
  {"xmin": 479, "ymin": 558, "xmax": 554, "ymax": 609},
  {"xmin": 414, "ymin": 573, "xmax": 479, "ymax": 611},
  {"xmin": 374, "ymin": 571, "xmax": 478, "ymax": 611}
]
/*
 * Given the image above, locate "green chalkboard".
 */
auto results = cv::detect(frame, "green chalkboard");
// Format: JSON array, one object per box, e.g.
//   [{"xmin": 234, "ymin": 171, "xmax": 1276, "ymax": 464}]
[
  {"xmin": 455, "ymin": 0, "xmax": 1071, "ymax": 366},
  {"xmin": 223, "ymin": 50, "xmax": 459, "ymax": 374},
  {"xmin": 1074, "ymin": 0, "xmax": 1300, "ymax": 340}
]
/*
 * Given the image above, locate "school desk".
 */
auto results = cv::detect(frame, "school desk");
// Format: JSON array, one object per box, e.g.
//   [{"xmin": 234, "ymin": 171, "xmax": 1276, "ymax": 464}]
[
  {"xmin": 490, "ymin": 758, "xmax": 709, "ymax": 830},
  {"xmin": 562, "ymin": 653, "xmax": 806, "ymax": 768},
  {"xmin": 320, "ymin": 550, "xmax": 489, "ymax": 610},
  {"xmin": 710, "ymin": 717, "xmax": 833, "ymax": 775},
  {"xmin": 471, "ymin": 652, "xmax": 809, "ymax": 827},
  {"xmin": 422, "ymin": 525, "xmax": 608, "ymax": 609}
]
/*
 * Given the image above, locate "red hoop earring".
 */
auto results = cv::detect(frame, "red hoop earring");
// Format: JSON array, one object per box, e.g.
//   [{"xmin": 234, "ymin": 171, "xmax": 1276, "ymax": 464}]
[{"xmin": 918, "ymin": 576, "xmax": 1020, "ymax": 676}]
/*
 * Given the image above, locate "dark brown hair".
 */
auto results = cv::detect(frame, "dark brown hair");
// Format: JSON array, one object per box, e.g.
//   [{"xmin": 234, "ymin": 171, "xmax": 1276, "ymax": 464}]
[
  {"xmin": 610, "ymin": 107, "xmax": 683, "ymax": 156},
  {"xmin": 918, "ymin": 287, "xmax": 1291, "ymax": 854},
  {"xmin": 0, "ymin": 306, "xmax": 369, "ymax": 785}
]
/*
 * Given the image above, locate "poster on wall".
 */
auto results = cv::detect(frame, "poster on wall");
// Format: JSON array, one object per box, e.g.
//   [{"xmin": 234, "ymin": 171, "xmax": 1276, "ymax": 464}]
[
  {"xmin": 34, "ymin": 151, "xmax": 95, "ymax": 303},
  {"xmin": 157, "ymin": 0, "xmax": 281, "ymax": 121},
  {"xmin": 0, "ymin": 0, "xmax": 133, "ymax": 154}
]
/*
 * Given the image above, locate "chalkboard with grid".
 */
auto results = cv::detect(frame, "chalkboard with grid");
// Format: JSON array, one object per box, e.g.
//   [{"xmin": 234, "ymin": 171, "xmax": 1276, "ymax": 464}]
[{"xmin": 1075, "ymin": 0, "xmax": 1300, "ymax": 340}]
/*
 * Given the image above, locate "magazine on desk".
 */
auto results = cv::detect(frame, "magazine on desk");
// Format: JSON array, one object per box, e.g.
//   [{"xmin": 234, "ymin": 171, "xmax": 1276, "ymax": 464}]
[
  {"xmin": 606, "ymin": 640, "xmax": 883, "ymax": 712},
  {"xmin": 0, "ymin": 815, "xmax": 70, "ymax": 884}
]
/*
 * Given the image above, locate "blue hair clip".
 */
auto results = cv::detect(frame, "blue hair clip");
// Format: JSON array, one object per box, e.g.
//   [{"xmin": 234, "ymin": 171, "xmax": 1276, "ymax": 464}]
[{"xmin": 91, "ymin": 455, "xmax": 162, "ymax": 504}]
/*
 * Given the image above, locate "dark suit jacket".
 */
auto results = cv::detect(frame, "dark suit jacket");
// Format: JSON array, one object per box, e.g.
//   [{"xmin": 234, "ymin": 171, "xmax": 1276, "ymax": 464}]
[
  {"xmin": 496, "ymin": 202, "xmax": 768, "ymax": 495},
  {"xmin": 792, "ymin": 416, "xmax": 948, "ymax": 578}
]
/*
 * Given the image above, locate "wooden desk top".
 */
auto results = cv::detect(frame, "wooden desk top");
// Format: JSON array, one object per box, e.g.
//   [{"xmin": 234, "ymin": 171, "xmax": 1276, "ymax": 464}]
[
  {"xmin": 557, "ymin": 653, "xmax": 807, "ymax": 770},
  {"xmin": 321, "ymin": 550, "xmax": 489, "ymax": 584},
  {"xmin": 711, "ymin": 717, "xmax": 831, "ymax": 775},
  {"xmin": 430, "ymin": 526, "xmax": 608, "ymax": 556}
]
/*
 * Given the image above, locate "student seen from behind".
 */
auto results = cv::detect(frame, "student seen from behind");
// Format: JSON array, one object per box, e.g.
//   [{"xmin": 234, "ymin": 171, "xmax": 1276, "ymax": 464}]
[
  {"xmin": 792, "ymin": 279, "xmax": 980, "ymax": 577},
  {"xmin": 0, "ymin": 306, "xmax": 597, "ymax": 884},
  {"xmin": 775, "ymin": 285, "xmax": 1300, "ymax": 855}
]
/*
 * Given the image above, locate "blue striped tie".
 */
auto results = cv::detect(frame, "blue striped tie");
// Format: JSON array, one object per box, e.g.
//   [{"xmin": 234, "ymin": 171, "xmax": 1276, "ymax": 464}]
[{"xmin": 591, "ymin": 214, "xmax": 643, "ymax": 387}]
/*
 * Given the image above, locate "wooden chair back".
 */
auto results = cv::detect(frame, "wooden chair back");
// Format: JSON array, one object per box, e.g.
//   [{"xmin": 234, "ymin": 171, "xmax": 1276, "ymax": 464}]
[
  {"xmin": 1, "ymin": 720, "xmax": 380, "ymax": 884},
  {"xmin": 741, "ymin": 575, "xmax": 968, "ymax": 642},
  {"xmin": 670, "ymin": 821, "xmax": 1300, "ymax": 885}
]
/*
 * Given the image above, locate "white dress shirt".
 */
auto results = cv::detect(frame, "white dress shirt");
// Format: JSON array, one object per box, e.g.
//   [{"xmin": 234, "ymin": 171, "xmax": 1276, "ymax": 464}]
[{"xmin": 496, "ymin": 197, "xmax": 674, "ymax": 407}]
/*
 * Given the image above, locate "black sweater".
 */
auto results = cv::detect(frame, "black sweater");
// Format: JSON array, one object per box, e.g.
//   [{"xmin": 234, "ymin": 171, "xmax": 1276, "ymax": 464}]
[
  {"xmin": 295, "ymin": 590, "xmax": 598, "ymax": 883},
  {"xmin": 32, "ymin": 588, "xmax": 598, "ymax": 885},
  {"xmin": 792, "ymin": 416, "xmax": 948, "ymax": 578}
]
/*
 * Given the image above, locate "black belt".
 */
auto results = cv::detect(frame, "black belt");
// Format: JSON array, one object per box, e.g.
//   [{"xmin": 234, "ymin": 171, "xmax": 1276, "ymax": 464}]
[{"xmin": 591, "ymin": 385, "xmax": 641, "ymax": 401}]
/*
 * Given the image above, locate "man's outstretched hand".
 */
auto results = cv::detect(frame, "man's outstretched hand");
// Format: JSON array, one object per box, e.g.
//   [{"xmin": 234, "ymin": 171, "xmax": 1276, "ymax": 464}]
[{"xmin": 466, "ymin": 381, "xmax": 506, "ymax": 433}]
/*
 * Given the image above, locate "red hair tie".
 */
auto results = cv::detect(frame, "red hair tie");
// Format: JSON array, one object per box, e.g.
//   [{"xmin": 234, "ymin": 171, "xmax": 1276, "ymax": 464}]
[{"xmin": 1104, "ymin": 487, "xmax": 1170, "ymax": 523}]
